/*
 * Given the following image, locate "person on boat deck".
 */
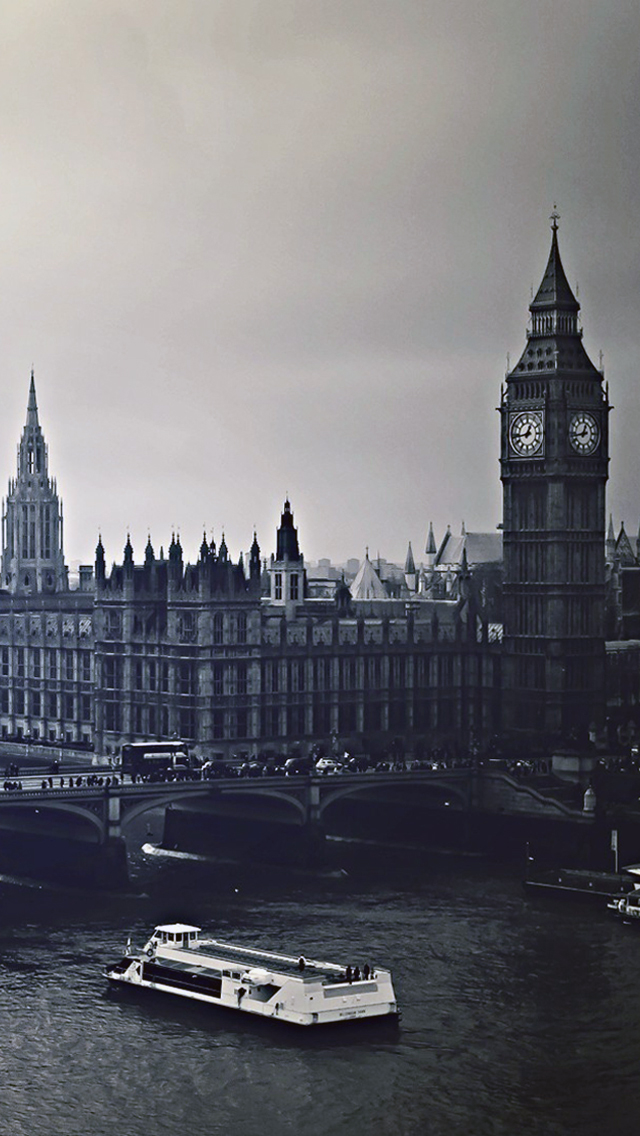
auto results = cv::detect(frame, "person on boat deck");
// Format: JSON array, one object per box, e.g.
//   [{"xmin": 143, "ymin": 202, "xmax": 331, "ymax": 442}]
[
  {"xmin": 298, "ymin": 957, "xmax": 305, "ymax": 971},
  {"xmin": 363, "ymin": 964, "xmax": 370, "ymax": 980},
  {"xmin": 354, "ymin": 966, "xmax": 361, "ymax": 981},
  {"xmin": 346, "ymin": 965, "xmax": 352, "ymax": 983}
]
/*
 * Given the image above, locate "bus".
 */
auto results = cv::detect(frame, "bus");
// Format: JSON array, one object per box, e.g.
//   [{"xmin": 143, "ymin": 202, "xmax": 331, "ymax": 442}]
[{"xmin": 121, "ymin": 740, "xmax": 196, "ymax": 779}]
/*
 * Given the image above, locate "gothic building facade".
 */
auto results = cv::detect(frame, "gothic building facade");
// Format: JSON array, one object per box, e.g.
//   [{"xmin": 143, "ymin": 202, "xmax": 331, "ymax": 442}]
[{"xmin": 93, "ymin": 502, "xmax": 500, "ymax": 759}]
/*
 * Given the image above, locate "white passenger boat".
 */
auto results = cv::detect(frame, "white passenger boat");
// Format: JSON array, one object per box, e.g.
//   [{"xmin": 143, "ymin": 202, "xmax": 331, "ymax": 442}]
[
  {"xmin": 105, "ymin": 923, "xmax": 399, "ymax": 1027},
  {"xmin": 607, "ymin": 891, "xmax": 640, "ymax": 922}
]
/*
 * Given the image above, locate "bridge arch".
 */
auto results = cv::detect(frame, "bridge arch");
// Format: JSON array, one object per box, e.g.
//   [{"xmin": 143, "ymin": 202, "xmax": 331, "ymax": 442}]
[
  {"xmin": 317, "ymin": 776, "xmax": 470, "ymax": 819},
  {"xmin": 0, "ymin": 799, "xmax": 106, "ymax": 841},
  {"xmin": 219, "ymin": 787, "xmax": 308, "ymax": 825}
]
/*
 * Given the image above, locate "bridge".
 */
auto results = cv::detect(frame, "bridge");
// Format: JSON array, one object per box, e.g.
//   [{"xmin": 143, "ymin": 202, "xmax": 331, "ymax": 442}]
[{"xmin": 0, "ymin": 766, "xmax": 591, "ymax": 846}]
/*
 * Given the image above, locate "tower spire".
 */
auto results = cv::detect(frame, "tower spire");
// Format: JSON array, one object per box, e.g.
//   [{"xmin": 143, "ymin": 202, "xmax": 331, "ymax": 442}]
[
  {"xmin": 27, "ymin": 369, "xmax": 39, "ymax": 427},
  {"xmin": 1, "ymin": 372, "xmax": 68, "ymax": 594},
  {"xmin": 530, "ymin": 213, "xmax": 580, "ymax": 322}
]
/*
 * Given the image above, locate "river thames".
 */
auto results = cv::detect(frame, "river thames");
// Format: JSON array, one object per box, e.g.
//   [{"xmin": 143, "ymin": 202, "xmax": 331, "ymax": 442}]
[{"xmin": 0, "ymin": 834, "xmax": 639, "ymax": 1136}]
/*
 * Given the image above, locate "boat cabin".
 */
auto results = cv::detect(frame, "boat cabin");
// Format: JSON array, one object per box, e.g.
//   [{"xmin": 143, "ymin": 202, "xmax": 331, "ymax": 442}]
[{"xmin": 152, "ymin": 924, "xmax": 201, "ymax": 949}]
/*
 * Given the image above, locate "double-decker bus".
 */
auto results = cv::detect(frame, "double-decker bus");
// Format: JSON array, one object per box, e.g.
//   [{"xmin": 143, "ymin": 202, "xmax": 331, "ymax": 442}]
[{"xmin": 121, "ymin": 740, "xmax": 196, "ymax": 779}]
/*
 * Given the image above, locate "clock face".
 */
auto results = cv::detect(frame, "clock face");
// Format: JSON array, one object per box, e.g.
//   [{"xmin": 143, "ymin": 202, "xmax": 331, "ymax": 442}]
[
  {"xmin": 509, "ymin": 411, "xmax": 544, "ymax": 456},
  {"xmin": 569, "ymin": 412, "xmax": 600, "ymax": 455}
]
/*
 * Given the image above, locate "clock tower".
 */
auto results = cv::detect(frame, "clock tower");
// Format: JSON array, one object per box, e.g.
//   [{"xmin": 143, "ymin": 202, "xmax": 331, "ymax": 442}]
[{"xmin": 500, "ymin": 216, "xmax": 609, "ymax": 743}]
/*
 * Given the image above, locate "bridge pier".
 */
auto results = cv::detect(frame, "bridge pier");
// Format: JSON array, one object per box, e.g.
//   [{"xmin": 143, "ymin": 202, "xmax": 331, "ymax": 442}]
[
  {"xmin": 300, "ymin": 783, "xmax": 327, "ymax": 867},
  {"xmin": 95, "ymin": 790, "xmax": 129, "ymax": 889}
]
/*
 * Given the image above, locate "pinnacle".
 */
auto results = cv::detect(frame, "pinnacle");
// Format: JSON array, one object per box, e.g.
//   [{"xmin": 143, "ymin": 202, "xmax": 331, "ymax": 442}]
[{"xmin": 26, "ymin": 370, "xmax": 39, "ymax": 427}]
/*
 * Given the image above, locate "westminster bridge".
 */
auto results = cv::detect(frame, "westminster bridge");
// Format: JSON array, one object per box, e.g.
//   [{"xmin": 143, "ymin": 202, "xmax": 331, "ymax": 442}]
[{"xmin": 0, "ymin": 766, "xmax": 593, "ymax": 887}]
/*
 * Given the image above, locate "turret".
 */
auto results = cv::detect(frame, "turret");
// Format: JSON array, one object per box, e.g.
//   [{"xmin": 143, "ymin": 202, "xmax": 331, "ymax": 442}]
[
  {"xmin": 404, "ymin": 542, "xmax": 416, "ymax": 593},
  {"xmin": 269, "ymin": 498, "xmax": 306, "ymax": 609},
  {"xmin": 425, "ymin": 522, "xmax": 436, "ymax": 570},
  {"xmin": 250, "ymin": 531, "xmax": 261, "ymax": 583},
  {"xmin": 95, "ymin": 534, "xmax": 106, "ymax": 584}
]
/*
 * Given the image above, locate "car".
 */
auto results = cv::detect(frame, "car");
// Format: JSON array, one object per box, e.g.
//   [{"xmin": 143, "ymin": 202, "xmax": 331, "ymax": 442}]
[
  {"xmin": 314, "ymin": 757, "xmax": 344, "ymax": 774},
  {"xmin": 284, "ymin": 757, "xmax": 314, "ymax": 775}
]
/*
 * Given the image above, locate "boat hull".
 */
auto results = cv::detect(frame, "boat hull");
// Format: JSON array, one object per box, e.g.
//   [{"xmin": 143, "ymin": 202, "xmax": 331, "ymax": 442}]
[{"xmin": 105, "ymin": 968, "xmax": 398, "ymax": 1026}]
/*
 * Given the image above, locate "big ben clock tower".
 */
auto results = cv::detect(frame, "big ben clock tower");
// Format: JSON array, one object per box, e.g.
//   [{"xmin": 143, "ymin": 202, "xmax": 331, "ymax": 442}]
[{"xmin": 500, "ymin": 214, "xmax": 609, "ymax": 743}]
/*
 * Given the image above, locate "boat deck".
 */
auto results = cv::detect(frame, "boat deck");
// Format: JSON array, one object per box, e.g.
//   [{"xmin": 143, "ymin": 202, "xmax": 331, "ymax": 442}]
[{"xmin": 161, "ymin": 938, "xmax": 366, "ymax": 983}]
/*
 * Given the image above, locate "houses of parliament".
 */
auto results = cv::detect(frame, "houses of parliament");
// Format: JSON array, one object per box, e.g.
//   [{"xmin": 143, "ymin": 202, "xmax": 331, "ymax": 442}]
[{"xmin": 0, "ymin": 222, "xmax": 638, "ymax": 761}]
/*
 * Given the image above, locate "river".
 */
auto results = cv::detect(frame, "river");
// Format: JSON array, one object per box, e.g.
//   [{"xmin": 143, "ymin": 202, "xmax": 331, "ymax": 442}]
[{"xmin": 0, "ymin": 829, "xmax": 638, "ymax": 1136}]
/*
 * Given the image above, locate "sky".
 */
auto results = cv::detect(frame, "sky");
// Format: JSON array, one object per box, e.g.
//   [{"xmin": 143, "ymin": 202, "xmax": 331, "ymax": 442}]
[{"xmin": 0, "ymin": 0, "xmax": 638, "ymax": 568}]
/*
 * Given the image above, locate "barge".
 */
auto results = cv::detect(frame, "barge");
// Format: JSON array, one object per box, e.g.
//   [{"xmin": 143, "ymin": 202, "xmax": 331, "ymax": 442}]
[
  {"xmin": 105, "ymin": 923, "xmax": 398, "ymax": 1027},
  {"xmin": 523, "ymin": 867, "xmax": 640, "ymax": 901}
]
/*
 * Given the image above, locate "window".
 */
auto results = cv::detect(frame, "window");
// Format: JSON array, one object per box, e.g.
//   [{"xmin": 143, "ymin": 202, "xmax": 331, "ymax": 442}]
[
  {"xmin": 262, "ymin": 661, "xmax": 279, "ymax": 693},
  {"xmin": 31, "ymin": 691, "xmax": 41, "ymax": 716},
  {"xmin": 81, "ymin": 695, "xmax": 92, "ymax": 722},
  {"xmin": 212, "ymin": 711, "xmax": 224, "ymax": 739},
  {"xmin": 289, "ymin": 661, "xmax": 305, "ymax": 692},
  {"xmin": 213, "ymin": 613, "xmax": 224, "ymax": 645},
  {"xmin": 63, "ymin": 694, "xmax": 74, "ymax": 719},
  {"xmin": 47, "ymin": 692, "xmax": 58, "ymax": 718},
  {"xmin": 213, "ymin": 664, "xmax": 223, "ymax": 696},
  {"xmin": 290, "ymin": 573, "xmax": 299, "ymax": 601},
  {"xmin": 179, "ymin": 707, "xmax": 195, "ymax": 739},
  {"xmin": 105, "ymin": 703, "xmax": 120, "ymax": 731},
  {"xmin": 104, "ymin": 657, "xmax": 120, "ymax": 689},
  {"xmin": 367, "ymin": 657, "xmax": 381, "ymax": 689},
  {"xmin": 82, "ymin": 653, "xmax": 92, "ymax": 683},
  {"xmin": 237, "ymin": 613, "xmax": 247, "ymax": 644},
  {"xmin": 135, "ymin": 660, "xmax": 143, "ymax": 690},
  {"xmin": 237, "ymin": 662, "xmax": 248, "ymax": 695},
  {"xmin": 341, "ymin": 658, "xmax": 357, "ymax": 689},
  {"xmin": 16, "ymin": 648, "xmax": 25, "ymax": 678},
  {"xmin": 65, "ymin": 651, "xmax": 74, "ymax": 681},
  {"xmin": 47, "ymin": 649, "xmax": 57, "ymax": 680},
  {"xmin": 177, "ymin": 662, "xmax": 193, "ymax": 696},
  {"xmin": 106, "ymin": 611, "xmax": 122, "ymax": 639},
  {"xmin": 275, "ymin": 572, "xmax": 283, "ymax": 601},
  {"xmin": 1, "ymin": 648, "xmax": 8, "ymax": 677},
  {"xmin": 32, "ymin": 649, "xmax": 41, "ymax": 679},
  {"xmin": 148, "ymin": 660, "xmax": 156, "ymax": 691}
]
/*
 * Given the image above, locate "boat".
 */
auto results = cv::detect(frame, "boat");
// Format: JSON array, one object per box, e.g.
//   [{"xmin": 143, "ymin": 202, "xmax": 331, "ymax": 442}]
[
  {"xmin": 523, "ymin": 866, "xmax": 640, "ymax": 902},
  {"xmin": 607, "ymin": 891, "xmax": 640, "ymax": 922},
  {"xmin": 105, "ymin": 922, "xmax": 399, "ymax": 1027}
]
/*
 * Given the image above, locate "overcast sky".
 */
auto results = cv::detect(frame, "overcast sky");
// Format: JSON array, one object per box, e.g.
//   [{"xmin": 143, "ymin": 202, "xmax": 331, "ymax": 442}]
[{"xmin": 0, "ymin": 0, "xmax": 638, "ymax": 567}]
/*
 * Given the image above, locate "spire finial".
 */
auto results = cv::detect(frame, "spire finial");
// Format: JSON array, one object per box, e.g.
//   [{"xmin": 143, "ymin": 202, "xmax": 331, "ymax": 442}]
[
  {"xmin": 550, "ymin": 204, "xmax": 559, "ymax": 232},
  {"xmin": 26, "ymin": 369, "xmax": 39, "ymax": 426}
]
